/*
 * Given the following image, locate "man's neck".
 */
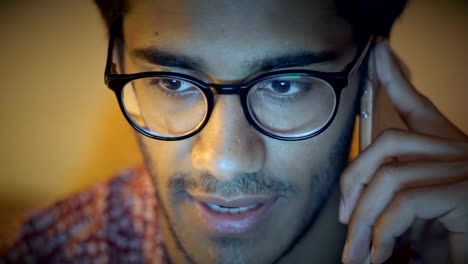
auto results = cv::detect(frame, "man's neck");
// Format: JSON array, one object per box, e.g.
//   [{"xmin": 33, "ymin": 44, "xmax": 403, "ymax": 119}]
[{"xmin": 278, "ymin": 187, "xmax": 347, "ymax": 263}]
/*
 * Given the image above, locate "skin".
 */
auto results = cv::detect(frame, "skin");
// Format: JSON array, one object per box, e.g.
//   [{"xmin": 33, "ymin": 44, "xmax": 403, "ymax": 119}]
[
  {"xmin": 118, "ymin": 0, "xmax": 468, "ymax": 263},
  {"xmin": 340, "ymin": 42, "xmax": 468, "ymax": 264}
]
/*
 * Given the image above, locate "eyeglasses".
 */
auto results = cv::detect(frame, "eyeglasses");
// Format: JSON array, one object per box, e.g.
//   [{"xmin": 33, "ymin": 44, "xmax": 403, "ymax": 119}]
[{"xmin": 104, "ymin": 31, "xmax": 374, "ymax": 141}]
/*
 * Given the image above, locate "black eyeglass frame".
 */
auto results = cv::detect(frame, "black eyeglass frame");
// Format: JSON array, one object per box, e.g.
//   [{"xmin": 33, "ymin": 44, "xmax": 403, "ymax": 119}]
[{"xmin": 104, "ymin": 28, "xmax": 374, "ymax": 141}]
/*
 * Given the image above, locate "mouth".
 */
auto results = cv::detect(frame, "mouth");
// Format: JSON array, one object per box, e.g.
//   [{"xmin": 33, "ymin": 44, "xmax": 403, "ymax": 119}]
[{"xmin": 188, "ymin": 192, "xmax": 277, "ymax": 235}]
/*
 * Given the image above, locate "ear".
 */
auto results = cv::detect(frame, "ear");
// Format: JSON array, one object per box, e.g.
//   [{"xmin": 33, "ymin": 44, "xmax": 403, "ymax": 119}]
[{"xmin": 112, "ymin": 37, "xmax": 125, "ymax": 74}]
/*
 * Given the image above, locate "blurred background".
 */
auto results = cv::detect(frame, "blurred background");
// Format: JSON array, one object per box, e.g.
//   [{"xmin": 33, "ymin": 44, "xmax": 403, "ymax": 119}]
[{"xmin": 0, "ymin": 0, "xmax": 467, "ymax": 239}]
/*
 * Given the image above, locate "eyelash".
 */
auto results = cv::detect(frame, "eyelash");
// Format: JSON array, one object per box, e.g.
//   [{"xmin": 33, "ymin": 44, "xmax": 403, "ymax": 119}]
[
  {"xmin": 256, "ymin": 81, "xmax": 311, "ymax": 103},
  {"xmin": 148, "ymin": 79, "xmax": 198, "ymax": 99}
]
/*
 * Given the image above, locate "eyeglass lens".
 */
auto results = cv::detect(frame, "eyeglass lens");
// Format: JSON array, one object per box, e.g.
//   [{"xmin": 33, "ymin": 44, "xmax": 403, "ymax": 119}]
[{"xmin": 121, "ymin": 74, "xmax": 336, "ymax": 139}]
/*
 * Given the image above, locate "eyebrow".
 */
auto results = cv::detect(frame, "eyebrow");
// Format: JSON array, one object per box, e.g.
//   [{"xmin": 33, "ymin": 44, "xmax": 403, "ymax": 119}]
[
  {"xmin": 257, "ymin": 51, "xmax": 337, "ymax": 72},
  {"xmin": 132, "ymin": 47, "xmax": 204, "ymax": 70},
  {"xmin": 131, "ymin": 47, "xmax": 338, "ymax": 73}
]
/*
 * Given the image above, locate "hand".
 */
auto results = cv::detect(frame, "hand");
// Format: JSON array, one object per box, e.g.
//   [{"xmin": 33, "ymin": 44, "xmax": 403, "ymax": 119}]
[{"xmin": 339, "ymin": 41, "xmax": 468, "ymax": 264}]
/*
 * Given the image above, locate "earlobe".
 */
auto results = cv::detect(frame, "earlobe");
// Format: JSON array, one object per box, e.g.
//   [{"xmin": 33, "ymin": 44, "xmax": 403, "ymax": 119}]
[{"xmin": 112, "ymin": 37, "xmax": 125, "ymax": 74}]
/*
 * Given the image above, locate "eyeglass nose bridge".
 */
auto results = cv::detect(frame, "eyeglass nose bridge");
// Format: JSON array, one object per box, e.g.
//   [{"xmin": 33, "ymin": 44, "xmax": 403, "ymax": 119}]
[{"xmin": 209, "ymin": 83, "xmax": 247, "ymax": 95}]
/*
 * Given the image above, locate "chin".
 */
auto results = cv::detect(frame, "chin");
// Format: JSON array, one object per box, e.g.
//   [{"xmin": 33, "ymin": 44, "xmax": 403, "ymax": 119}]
[{"xmin": 162, "ymin": 187, "xmax": 314, "ymax": 264}]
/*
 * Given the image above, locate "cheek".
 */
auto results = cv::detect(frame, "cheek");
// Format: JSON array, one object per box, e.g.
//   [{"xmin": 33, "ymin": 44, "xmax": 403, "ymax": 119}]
[
  {"xmin": 137, "ymin": 134, "xmax": 194, "ymax": 179},
  {"xmin": 261, "ymin": 78, "xmax": 359, "ymax": 184},
  {"xmin": 263, "ymin": 138, "xmax": 329, "ymax": 188}
]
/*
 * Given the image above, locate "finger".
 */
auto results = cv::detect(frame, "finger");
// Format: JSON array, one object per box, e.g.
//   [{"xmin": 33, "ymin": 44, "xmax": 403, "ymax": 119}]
[
  {"xmin": 393, "ymin": 52, "xmax": 412, "ymax": 80},
  {"xmin": 371, "ymin": 180, "xmax": 468, "ymax": 264},
  {"xmin": 373, "ymin": 41, "xmax": 466, "ymax": 140},
  {"xmin": 342, "ymin": 160, "xmax": 468, "ymax": 263},
  {"xmin": 341, "ymin": 160, "xmax": 468, "ymax": 263},
  {"xmin": 340, "ymin": 129, "xmax": 468, "ymax": 223}
]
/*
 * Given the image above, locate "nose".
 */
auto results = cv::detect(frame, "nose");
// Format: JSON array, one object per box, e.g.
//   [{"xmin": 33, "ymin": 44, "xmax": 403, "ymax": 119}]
[{"xmin": 191, "ymin": 95, "xmax": 265, "ymax": 181}]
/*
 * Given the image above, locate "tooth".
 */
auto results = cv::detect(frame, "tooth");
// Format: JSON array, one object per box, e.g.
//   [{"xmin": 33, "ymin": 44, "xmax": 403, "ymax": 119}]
[
  {"xmin": 238, "ymin": 207, "xmax": 249, "ymax": 213},
  {"xmin": 206, "ymin": 203, "xmax": 220, "ymax": 211},
  {"xmin": 205, "ymin": 203, "xmax": 259, "ymax": 214},
  {"xmin": 228, "ymin": 208, "xmax": 240, "ymax": 214}
]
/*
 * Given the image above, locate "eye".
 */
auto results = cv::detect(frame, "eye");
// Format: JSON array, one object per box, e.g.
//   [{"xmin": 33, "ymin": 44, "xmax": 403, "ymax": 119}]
[
  {"xmin": 148, "ymin": 78, "xmax": 196, "ymax": 93},
  {"xmin": 258, "ymin": 78, "xmax": 310, "ymax": 97},
  {"xmin": 161, "ymin": 79, "xmax": 183, "ymax": 90},
  {"xmin": 271, "ymin": 80, "xmax": 291, "ymax": 93},
  {"xmin": 142, "ymin": 78, "xmax": 201, "ymax": 99}
]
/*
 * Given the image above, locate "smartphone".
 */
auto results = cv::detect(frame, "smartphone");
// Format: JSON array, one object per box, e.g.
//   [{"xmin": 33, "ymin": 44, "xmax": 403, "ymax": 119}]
[
  {"xmin": 358, "ymin": 67, "xmax": 406, "ymax": 264},
  {"xmin": 358, "ymin": 75, "xmax": 374, "ymax": 264},
  {"xmin": 360, "ymin": 72, "xmax": 406, "ymax": 151},
  {"xmin": 359, "ymin": 76, "xmax": 374, "ymax": 151}
]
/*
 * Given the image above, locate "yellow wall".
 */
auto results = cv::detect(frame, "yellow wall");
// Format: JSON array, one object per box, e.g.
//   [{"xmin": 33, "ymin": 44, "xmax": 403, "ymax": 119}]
[{"xmin": 0, "ymin": 0, "xmax": 467, "ymax": 237}]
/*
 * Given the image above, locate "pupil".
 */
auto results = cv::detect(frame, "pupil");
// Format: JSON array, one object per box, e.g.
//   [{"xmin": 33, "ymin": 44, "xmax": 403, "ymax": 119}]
[
  {"xmin": 162, "ymin": 79, "xmax": 181, "ymax": 90},
  {"xmin": 272, "ymin": 80, "xmax": 290, "ymax": 93}
]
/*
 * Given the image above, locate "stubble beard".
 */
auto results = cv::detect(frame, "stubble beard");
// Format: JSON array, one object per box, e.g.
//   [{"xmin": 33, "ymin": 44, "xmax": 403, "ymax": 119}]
[{"xmin": 135, "ymin": 107, "xmax": 356, "ymax": 264}]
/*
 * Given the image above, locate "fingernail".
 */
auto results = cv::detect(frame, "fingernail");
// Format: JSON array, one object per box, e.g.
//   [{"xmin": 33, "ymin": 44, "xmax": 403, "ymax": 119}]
[
  {"xmin": 339, "ymin": 196, "xmax": 346, "ymax": 223},
  {"xmin": 346, "ymin": 186, "xmax": 363, "ymax": 218},
  {"xmin": 370, "ymin": 245, "xmax": 377, "ymax": 263},
  {"xmin": 342, "ymin": 240, "xmax": 350, "ymax": 263},
  {"xmin": 376, "ymin": 41, "xmax": 390, "ymax": 60},
  {"xmin": 379, "ymin": 40, "xmax": 390, "ymax": 51}
]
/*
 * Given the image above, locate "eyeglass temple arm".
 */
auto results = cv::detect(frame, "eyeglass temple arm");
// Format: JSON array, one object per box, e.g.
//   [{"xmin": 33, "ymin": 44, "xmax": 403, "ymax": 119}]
[
  {"xmin": 104, "ymin": 28, "xmax": 119, "ymax": 85},
  {"xmin": 347, "ymin": 36, "xmax": 375, "ymax": 80}
]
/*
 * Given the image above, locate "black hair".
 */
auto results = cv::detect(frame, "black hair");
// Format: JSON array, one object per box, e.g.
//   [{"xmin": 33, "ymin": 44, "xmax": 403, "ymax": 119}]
[
  {"xmin": 94, "ymin": 0, "xmax": 408, "ymax": 38},
  {"xmin": 94, "ymin": 0, "xmax": 128, "ymax": 34},
  {"xmin": 336, "ymin": 0, "xmax": 408, "ymax": 37}
]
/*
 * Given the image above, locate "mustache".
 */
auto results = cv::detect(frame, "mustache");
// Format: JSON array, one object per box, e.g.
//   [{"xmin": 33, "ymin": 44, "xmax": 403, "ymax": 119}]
[{"xmin": 168, "ymin": 171, "xmax": 298, "ymax": 196}]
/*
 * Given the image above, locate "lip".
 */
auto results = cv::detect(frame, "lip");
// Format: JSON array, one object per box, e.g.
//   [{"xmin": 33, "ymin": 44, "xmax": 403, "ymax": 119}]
[{"xmin": 189, "ymin": 192, "xmax": 277, "ymax": 235}]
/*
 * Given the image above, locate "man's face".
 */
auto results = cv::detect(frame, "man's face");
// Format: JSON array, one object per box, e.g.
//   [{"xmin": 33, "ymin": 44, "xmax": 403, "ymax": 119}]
[{"xmin": 123, "ymin": 0, "xmax": 360, "ymax": 263}]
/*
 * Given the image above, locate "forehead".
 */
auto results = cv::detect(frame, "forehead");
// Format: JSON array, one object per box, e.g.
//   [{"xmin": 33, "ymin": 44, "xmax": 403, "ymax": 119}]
[{"xmin": 123, "ymin": 0, "xmax": 355, "ymax": 77}]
